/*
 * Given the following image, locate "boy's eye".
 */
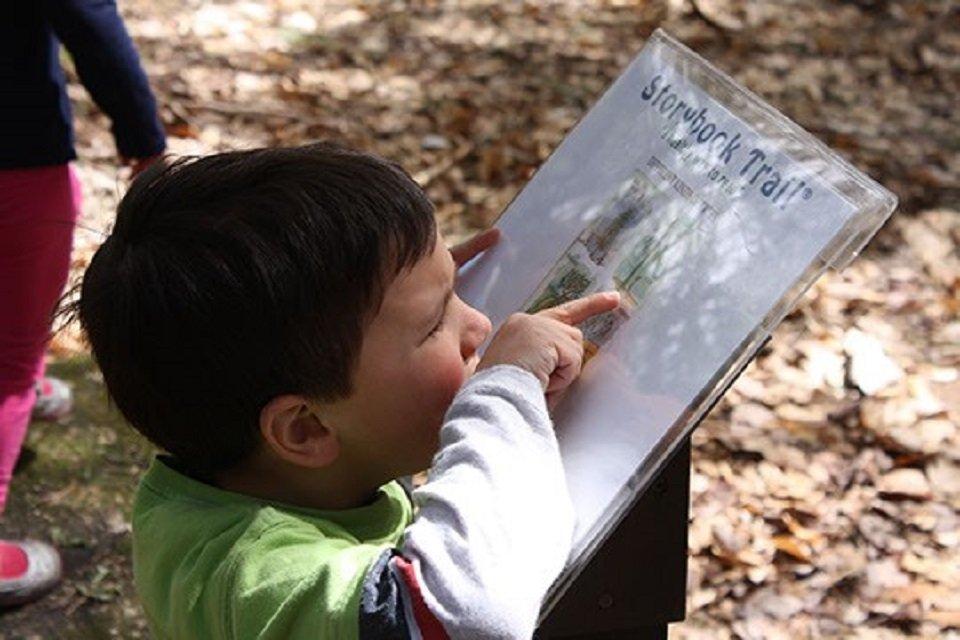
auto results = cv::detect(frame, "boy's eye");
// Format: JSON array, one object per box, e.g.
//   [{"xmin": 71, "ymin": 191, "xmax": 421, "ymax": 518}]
[
  {"xmin": 427, "ymin": 316, "xmax": 444, "ymax": 338},
  {"xmin": 423, "ymin": 292, "xmax": 454, "ymax": 342}
]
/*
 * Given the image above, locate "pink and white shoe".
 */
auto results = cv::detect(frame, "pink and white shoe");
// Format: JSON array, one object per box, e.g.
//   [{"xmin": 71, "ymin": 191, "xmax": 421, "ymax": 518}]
[
  {"xmin": 0, "ymin": 539, "xmax": 62, "ymax": 608},
  {"xmin": 32, "ymin": 377, "xmax": 73, "ymax": 422}
]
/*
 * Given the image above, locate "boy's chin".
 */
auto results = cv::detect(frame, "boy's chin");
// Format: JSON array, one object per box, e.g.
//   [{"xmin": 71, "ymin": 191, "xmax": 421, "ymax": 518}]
[
  {"xmin": 395, "ymin": 460, "xmax": 433, "ymax": 480},
  {"xmin": 395, "ymin": 438, "xmax": 442, "ymax": 478}
]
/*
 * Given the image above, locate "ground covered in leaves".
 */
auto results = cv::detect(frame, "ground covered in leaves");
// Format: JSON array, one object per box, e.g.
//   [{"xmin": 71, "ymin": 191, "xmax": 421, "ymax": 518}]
[{"xmin": 2, "ymin": 1, "xmax": 958, "ymax": 638}]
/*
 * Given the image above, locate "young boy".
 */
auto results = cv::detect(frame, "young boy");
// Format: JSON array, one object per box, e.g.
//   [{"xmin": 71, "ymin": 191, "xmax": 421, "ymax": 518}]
[{"xmin": 75, "ymin": 143, "xmax": 618, "ymax": 639}]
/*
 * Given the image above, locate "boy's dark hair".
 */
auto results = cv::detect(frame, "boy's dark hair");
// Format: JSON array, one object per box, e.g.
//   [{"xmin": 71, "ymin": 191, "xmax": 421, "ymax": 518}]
[{"xmin": 74, "ymin": 143, "xmax": 436, "ymax": 476}]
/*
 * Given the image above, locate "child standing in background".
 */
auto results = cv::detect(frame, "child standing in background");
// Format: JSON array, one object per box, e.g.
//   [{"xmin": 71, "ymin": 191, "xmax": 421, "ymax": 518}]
[{"xmin": 0, "ymin": 0, "xmax": 165, "ymax": 607}]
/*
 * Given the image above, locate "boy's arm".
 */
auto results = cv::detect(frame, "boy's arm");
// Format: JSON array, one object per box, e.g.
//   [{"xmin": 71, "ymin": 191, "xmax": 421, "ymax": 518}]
[
  {"xmin": 40, "ymin": 0, "xmax": 166, "ymax": 160},
  {"xmin": 358, "ymin": 365, "xmax": 574, "ymax": 640}
]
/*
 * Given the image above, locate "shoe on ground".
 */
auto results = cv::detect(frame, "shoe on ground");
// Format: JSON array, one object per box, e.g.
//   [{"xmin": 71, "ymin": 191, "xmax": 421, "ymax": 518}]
[
  {"xmin": 0, "ymin": 539, "xmax": 62, "ymax": 608},
  {"xmin": 31, "ymin": 377, "xmax": 72, "ymax": 422}
]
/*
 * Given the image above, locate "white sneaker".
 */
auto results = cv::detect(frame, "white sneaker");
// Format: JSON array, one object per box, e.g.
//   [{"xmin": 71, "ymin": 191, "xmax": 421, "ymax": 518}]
[
  {"xmin": 0, "ymin": 539, "xmax": 62, "ymax": 608},
  {"xmin": 32, "ymin": 377, "xmax": 73, "ymax": 421}
]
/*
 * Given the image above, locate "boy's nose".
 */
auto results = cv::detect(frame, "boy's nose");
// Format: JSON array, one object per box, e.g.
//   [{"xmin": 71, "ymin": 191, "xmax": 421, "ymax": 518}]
[{"xmin": 461, "ymin": 309, "xmax": 492, "ymax": 360}]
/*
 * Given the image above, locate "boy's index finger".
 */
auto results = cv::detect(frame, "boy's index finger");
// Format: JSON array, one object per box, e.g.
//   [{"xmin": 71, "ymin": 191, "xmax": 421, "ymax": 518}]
[{"xmin": 538, "ymin": 291, "xmax": 621, "ymax": 326}]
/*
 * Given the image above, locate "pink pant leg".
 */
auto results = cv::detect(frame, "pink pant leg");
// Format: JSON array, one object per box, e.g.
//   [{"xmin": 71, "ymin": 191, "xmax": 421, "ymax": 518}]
[{"xmin": 0, "ymin": 164, "xmax": 81, "ymax": 514}]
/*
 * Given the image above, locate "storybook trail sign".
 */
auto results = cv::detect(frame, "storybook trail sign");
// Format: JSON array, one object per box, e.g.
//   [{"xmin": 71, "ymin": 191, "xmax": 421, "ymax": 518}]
[{"xmin": 456, "ymin": 29, "xmax": 897, "ymax": 634}]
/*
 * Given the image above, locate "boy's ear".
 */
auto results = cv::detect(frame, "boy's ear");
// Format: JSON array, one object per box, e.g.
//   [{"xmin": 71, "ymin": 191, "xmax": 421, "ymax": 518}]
[{"xmin": 259, "ymin": 395, "xmax": 340, "ymax": 469}]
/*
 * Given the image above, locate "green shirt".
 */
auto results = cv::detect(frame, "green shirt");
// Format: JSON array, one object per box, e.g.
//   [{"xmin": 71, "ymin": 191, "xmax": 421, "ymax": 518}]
[{"xmin": 132, "ymin": 456, "xmax": 413, "ymax": 640}]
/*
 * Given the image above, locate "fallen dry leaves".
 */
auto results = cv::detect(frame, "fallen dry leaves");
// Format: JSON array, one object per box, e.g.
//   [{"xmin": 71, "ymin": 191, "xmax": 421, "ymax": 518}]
[
  {"xmin": 44, "ymin": 0, "xmax": 960, "ymax": 637},
  {"xmin": 687, "ymin": 208, "xmax": 960, "ymax": 637}
]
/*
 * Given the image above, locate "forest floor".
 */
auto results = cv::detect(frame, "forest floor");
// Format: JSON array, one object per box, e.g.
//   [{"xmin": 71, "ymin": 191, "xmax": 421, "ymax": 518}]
[{"xmin": 1, "ymin": 1, "xmax": 958, "ymax": 638}]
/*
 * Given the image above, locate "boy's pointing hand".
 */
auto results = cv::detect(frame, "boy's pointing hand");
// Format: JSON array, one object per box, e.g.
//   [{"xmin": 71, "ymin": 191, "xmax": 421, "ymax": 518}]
[
  {"xmin": 537, "ymin": 291, "xmax": 622, "ymax": 327},
  {"xmin": 476, "ymin": 292, "xmax": 620, "ymax": 410}
]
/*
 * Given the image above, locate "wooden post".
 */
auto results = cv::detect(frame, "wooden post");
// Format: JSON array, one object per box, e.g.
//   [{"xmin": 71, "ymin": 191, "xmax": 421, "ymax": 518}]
[{"xmin": 536, "ymin": 439, "xmax": 690, "ymax": 639}]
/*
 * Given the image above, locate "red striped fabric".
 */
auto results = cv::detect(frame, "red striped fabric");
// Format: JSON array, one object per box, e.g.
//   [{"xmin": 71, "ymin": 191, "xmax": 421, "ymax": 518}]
[{"xmin": 393, "ymin": 556, "xmax": 450, "ymax": 640}]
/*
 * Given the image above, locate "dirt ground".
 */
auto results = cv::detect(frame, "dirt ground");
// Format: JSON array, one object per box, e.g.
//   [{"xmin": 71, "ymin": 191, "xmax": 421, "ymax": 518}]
[{"xmin": 1, "ymin": 1, "xmax": 958, "ymax": 638}]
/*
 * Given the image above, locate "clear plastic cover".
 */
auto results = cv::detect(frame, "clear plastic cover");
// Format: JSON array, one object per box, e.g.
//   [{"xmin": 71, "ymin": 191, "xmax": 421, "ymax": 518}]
[{"xmin": 455, "ymin": 29, "xmax": 897, "ymax": 614}]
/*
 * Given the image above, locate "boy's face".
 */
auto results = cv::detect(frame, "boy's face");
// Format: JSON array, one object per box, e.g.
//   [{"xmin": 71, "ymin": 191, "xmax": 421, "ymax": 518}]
[{"xmin": 321, "ymin": 231, "xmax": 492, "ymax": 481}]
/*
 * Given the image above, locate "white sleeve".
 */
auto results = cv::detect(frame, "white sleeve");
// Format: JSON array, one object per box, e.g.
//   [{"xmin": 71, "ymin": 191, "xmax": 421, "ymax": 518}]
[{"xmin": 399, "ymin": 365, "xmax": 575, "ymax": 640}]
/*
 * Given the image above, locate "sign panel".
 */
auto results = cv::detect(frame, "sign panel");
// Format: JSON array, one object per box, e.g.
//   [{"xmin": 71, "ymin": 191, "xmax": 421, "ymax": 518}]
[{"xmin": 456, "ymin": 30, "xmax": 896, "ymax": 609}]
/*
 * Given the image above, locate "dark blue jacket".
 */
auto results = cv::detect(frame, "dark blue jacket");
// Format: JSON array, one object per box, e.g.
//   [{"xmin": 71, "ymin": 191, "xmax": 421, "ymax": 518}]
[{"xmin": 2, "ymin": 0, "xmax": 166, "ymax": 169}]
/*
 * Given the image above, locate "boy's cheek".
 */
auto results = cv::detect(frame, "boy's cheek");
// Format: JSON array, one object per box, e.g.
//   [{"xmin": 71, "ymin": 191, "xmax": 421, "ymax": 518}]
[{"xmin": 429, "ymin": 352, "xmax": 469, "ymax": 413}]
